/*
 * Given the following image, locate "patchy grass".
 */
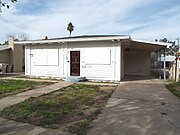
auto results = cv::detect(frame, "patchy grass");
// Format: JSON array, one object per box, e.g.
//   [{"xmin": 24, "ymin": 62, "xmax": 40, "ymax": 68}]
[
  {"xmin": 0, "ymin": 79, "xmax": 54, "ymax": 99},
  {"xmin": 166, "ymin": 82, "xmax": 180, "ymax": 98},
  {"xmin": 0, "ymin": 84, "xmax": 116, "ymax": 135}
]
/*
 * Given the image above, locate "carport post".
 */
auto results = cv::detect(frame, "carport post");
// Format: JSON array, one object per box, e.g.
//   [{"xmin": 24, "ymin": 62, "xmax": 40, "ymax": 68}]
[
  {"xmin": 163, "ymin": 49, "xmax": 166, "ymax": 81},
  {"xmin": 159, "ymin": 51, "xmax": 161, "ymax": 79}
]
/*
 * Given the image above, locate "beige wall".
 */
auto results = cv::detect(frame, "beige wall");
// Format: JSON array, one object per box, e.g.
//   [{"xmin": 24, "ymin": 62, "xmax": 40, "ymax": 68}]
[
  {"xmin": 7, "ymin": 39, "xmax": 25, "ymax": 72},
  {"xmin": 0, "ymin": 49, "xmax": 10, "ymax": 63},
  {"xmin": 124, "ymin": 50, "xmax": 151, "ymax": 75},
  {"xmin": 12, "ymin": 44, "xmax": 24, "ymax": 72}
]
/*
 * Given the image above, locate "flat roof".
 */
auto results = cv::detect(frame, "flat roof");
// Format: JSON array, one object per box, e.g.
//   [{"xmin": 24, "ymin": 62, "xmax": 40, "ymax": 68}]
[
  {"xmin": 0, "ymin": 45, "xmax": 10, "ymax": 51},
  {"xmin": 160, "ymin": 55, "xmax": 176, "ymax": 62},
  {"xmin": 131, "ymin": 39, "xmax": 171, "ymax": 47},
  {"xmin": 13, "ymin": 35, "xmax": 169, "ymax": 51},
  {"xmin": 14, "ymin": 35, "xmax": 130, "ymax": 44}
]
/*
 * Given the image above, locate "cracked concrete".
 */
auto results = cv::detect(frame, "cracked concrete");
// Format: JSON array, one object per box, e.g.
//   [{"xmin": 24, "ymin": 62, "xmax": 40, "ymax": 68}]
[{"xmin": 88, "ymin": 76, "xmax": 180, "ymax": 135}]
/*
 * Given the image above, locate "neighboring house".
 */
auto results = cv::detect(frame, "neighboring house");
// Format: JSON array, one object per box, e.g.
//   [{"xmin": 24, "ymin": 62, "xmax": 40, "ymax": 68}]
[
  {"xmin": 14, "ymin": 35, "xmax": 169, "ymax": 81},
  {"xmin": 160, "ymin": 55, "xmax": 176, "ymax": 68},
  {"xmin": 0, "ymin": 39, "xmax": 24, "ymax": 73},
  {"xmin": 159, "ymin": 55, "xmax": 180, "ymax": 80},
  {"xmin": 0, "ymin": 45, "xmax": 10, "ymax": 63}
]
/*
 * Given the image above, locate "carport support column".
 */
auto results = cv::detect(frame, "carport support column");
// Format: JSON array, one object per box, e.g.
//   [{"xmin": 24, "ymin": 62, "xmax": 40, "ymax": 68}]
[
  {"xmin": 159, "ymin": 51, "xmax": 161, "ymax": 79},
  {"xmin": 163, "ymin": 49, "xmax": 166, "ymax": 81}
]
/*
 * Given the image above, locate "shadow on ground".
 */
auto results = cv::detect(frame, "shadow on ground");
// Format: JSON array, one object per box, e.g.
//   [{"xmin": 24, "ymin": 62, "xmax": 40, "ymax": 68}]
[
  {"xmin": 0, "ymin": 118, "xmax": 71, "ymax": 135},
  {"xmin": 88, "ymin": 77, "xmax": 180, "ymax": 135},
  {"xmin": 122, "ymin": 75, "xmax": 156, "ymax": 82}
]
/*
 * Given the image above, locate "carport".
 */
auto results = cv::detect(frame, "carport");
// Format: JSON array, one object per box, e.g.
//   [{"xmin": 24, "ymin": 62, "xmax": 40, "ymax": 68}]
[{"xmin": 120, "ymin": 39, "xmax": 170, "ymax": 80}]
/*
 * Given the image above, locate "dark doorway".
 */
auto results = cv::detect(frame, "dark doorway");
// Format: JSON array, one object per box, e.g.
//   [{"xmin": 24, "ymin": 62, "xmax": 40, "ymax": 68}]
[{"xmin": 70, "ymin": 51, "xmax": 80, "ymax": 76}]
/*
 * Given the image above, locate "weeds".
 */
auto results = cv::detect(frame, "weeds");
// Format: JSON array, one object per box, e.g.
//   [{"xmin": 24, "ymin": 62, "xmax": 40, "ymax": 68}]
[
  {"xmin": 166, "ymin": 82, "xmax": 180, "ymax": 98},
  {"xmin": 0, "ymin": 79, "xmax": 54, "ymax": 98},
  {"xmin": 0, "ymin": 84, "xmax": 116, "ymax": 135}
]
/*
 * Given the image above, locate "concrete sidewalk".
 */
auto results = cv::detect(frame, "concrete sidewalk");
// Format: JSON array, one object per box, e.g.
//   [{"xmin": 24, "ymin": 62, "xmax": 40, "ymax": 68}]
[
  {"xmin": 0, "ymin": 81, "xmax": 72, "ymax": 135},
  {"xmin": 88, "ymin": 78, "xmax": 180, "ymax": 135},
  {"xmin": 0, "ymin": 118, "xmax": 71, "ymax": 135}
]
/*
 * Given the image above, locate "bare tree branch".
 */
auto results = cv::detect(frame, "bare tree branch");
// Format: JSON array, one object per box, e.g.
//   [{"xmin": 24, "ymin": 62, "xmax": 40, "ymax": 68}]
[{"xmin": 0, "ymin": 0, "xmax": 17, "ymax": 12}]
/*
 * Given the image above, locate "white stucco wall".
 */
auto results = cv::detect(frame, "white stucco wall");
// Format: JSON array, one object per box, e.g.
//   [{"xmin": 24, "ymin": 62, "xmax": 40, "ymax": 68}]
[
  {"xmin": 25, "ymin": 44, "xmax": 61, "ymax": 77},
  {"xmin": 124, "ymin": 50, "xmax": 151, "ymax": 75},
  {"xmin": 25, "ymin": 41, "xmax": 121, "ymax": 81}
]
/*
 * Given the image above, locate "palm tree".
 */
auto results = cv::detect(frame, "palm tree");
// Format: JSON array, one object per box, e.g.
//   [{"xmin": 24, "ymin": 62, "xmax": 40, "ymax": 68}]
[{"xmin": 67, "ymin": 22, "xmax": 74, "ymax": 37}]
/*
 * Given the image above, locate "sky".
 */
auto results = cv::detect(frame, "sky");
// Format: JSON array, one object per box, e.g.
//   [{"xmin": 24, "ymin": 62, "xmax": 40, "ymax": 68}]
[{"xmin": 0, "ymin": 0, "xmax": 180, "ymax": 43}]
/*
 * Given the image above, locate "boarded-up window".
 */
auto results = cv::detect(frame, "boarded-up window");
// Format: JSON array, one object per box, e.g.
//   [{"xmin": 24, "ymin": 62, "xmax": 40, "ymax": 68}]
[
  {"xmin": 33, "ymin": 49, "xmax": 59, "ymax": 66},
  {"xmin": 85, "ymin": 49, "xmax": 111, "ymax": 65}
]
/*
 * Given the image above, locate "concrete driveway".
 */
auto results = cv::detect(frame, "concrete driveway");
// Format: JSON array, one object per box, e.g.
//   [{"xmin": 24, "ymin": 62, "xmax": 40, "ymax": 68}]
[{"xmin": 88, "ymin": 76, "xmax": 180, "ymax": 135}]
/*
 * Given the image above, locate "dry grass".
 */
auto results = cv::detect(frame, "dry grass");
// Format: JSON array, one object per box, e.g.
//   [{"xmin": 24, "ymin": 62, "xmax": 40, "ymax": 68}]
[{"xmin": 0, "ymin": 79, "xmax": 54, "ymax": 99}]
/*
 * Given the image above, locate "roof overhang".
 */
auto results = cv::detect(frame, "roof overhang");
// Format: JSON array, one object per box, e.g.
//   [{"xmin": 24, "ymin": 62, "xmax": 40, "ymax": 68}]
[
  {"xmin": 0, "ymin": 45, "xmax": 11, "ymax": 51},
  {"xmin": 13, "ymin": 35, "xmax": 170, "ymax": 52},
  {"xmin": 14, "ymin": 35, "xmax": 130, "ymax": 45},
  {"xmin": 127, "ymin": 39, "xmax": 171, "ymax": 52},
  {"xmin": 160, "ymin": 55, "xmax": 176, "ymax": 62}
]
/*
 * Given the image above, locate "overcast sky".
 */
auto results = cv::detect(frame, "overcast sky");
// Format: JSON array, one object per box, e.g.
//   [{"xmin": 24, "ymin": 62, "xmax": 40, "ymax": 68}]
[{"xmin": 0, "ymin": 0, "xmax": 180, "ymax": 43}]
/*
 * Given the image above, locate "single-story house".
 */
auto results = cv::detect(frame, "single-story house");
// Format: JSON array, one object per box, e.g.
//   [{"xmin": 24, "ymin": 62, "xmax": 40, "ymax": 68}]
[
  {"xmin": 14, "ymin": 35, "xmax": 170, "ymax": 81},
  {"xmin": 0, "ymin": 39, "xmax": 24, "ymax": 73}
]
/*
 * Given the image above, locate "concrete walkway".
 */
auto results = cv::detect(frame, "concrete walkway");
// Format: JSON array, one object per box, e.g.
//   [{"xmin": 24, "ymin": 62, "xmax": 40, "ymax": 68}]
[
  {"xmin": 0, "ymin": 81, "xmax": 72, "ymax": 135},
  {"xmin": 88, "ymin": 78, "xmax": 180, "ymax": 135},
  {"xmin": 0, "ymin": 118, "xmax": 71, "ymax": 135},
  {"xmin": 0, "ymin": 81, "xmax": 72, "ymax": 111}
]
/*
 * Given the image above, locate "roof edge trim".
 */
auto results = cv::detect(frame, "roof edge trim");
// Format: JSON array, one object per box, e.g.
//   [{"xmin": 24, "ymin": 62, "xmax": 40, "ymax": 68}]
[
  {"xmin": 14, "ymin": 36, "xmax": 130, "ymax": 45},
  {"xmin": 131, "ymin": 38, "xmax": 171, "ymax": 46}
]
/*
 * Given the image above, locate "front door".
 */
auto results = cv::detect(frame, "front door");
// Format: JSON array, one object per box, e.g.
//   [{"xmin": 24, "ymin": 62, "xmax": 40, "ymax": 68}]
[{"xmin": 70, "ymin": 51, "xmax": 80, "ymax": 76}]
